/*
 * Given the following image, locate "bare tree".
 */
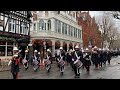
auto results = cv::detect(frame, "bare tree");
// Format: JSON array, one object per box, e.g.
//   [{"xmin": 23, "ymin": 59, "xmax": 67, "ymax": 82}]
[
  {"xmin": 96, "ymin": 12, "xmax": 119, "ymax": 49},
  {"xmin": 105, "ymin": 11, "xmax": 120, "ymax": 20}
]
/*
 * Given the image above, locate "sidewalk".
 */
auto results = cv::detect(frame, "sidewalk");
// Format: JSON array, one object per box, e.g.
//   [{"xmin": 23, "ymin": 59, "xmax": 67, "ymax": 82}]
[
  {"xmin": 0, "ymin": 64, "xmax": 23, "ymax": 72},
  {"xmin": 0, "ymin": 66, "xmax": 10, "ymax": 72}
]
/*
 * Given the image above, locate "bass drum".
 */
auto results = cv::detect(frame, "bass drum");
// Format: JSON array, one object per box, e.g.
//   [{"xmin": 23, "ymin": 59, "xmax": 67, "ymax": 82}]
[{"xmin": 59, "ymin": 60, "xmax": 65, "ymax": 66}]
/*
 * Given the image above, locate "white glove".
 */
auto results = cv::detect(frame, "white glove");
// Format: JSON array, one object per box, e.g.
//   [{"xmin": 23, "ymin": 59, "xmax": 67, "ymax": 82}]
[
  {"xmin": 77, "ymin": 57, "xmax": 80, "ymax": 59},
  {"xmin": 72, "ymin": 59, "xmax": 74, "ymax": 61},
  {"xmin": 8, "ymin": 60, "xmax": 12, "ymax": 66}
]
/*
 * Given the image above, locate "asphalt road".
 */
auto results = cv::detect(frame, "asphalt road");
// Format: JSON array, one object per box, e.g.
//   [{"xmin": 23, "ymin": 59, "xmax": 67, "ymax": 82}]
[{"xmin": 0, "ymin": 56, "xmax": 120, "ymax": 79}]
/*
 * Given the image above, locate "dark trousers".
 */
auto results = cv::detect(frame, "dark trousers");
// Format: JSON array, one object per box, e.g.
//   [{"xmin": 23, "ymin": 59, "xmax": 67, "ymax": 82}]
[
  {"xmin": 108, "ymin": 60, "xmax": 110, "ymax": 64},
  {"xmin": 85, "ymin": 65, "xmax": 90, "ymax": 71},
  {"xmin": 73, "ymin": 65, "xmax": 80, "ymax": 76},
  {"xmin": 12, "ymin": 72, "xmax": 18, "ymax": 79},
  {"xmin": 95, "ymin": 63, "xmax": 98, "ymax": 68},
  {"xmin": 60, "ymin": 66, "xmax": 64, "ymax": 72},
  {"xmin": 100, "ymin": 61, "xmax": 103, "ymax": 67}
]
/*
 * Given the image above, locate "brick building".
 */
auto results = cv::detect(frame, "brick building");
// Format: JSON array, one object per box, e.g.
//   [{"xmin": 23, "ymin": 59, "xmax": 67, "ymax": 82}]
[{"xmin": 77, "ymin": 11, "xmax": 102, "ymax": 48}]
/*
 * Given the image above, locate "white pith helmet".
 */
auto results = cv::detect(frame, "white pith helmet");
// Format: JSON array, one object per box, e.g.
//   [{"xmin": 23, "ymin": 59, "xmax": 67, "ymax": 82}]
[
  {"xmin": 47, "ymin": 49, "xmax": 51, "ymax": 52},
  {"xmin": 85, "ymin": 48, "xmax": 89, "ymax": 51},
  {"xmin": 94, "ymin": 46, "xmax": 97, "ymax": 49},
  {"xmin": 75, "ymin": 45, "xmax": 79, "ymax": 49},
  {"xmin": 82, "ymin": 50, "xmax": 85, "ymax": 52},
  {"xmin": 60, "ymin": 47, "xmax": 63, "ymax": 50},
  {"xmin": 34, "ymin": 50, "xmax": 38, "ymax": 52},
  {"xmin": 13, "ymin": 47, "xmax": 18, "ymax": 51},
  {"xmin": 25, "ymin": 50, "xmax": 28, "ymax": 52},
  {"xmin": 38, "ymin": 52, "xmax": 40, "ymax": 54},
  {"xmin": 99, "ymin": 48, "xmax": 102, "ymax": 51}
]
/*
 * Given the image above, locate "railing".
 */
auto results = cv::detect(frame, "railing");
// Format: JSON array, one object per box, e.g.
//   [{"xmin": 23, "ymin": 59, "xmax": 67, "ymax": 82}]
[{"xmin": 31, "ymin": 30, "xmax": 82, "ymax": 43}]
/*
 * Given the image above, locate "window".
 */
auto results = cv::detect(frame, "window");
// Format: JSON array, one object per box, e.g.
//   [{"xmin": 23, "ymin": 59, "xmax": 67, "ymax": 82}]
[
  {"xmin": 71, "ymin": 26, "xmax": 73, "ymax": 37},
  {"xmin": 69, "ymin": 26, "xmax": 71, "ymax": 36},
  {"xmin": 9, "ymin": 19, "xmax": 16, "ymax": 33},
  {"xmin": 80, "ymin": 30, "xmax": 81, "ymax": 39},
  {"xmin": 0, "ymin": 41, "xmax": 6, "ymax": 45},
  {"xmin": 73, "ymin": 12, "xmax": 75, "ymax": 18},
  {"xmin": 78, "ymin": 29, "xmax": 80, "ymax": 38},
  {"xmin": 67, "ymin": 11, "xmax": 71, "ymax": 15},
  {"xmin": 65, "ymin": 24, "xmax": 67, "ymax": 35},
  {"xmin": 74, "ymin": 27, "xmax": 76, "ymax": 37},
  {"xmin": 44, "ymin": 23, "xmax": 46, "ymax": 30},
  {"xmin": 39, "ymin": 19, "xmax": 44, "ymax": 31},
  {"xmin": 0, "ymin": 41, "xmax": 14, "ymax": 56},
  {"xmin": 25, "ymin": 24, "xmax": 29, "ymax": 35},
  {"xmin": 7, "ymin": 46, "xmax": 13, "ymax": 56},
  {"xmin": 0, "ymin": 15, "xmax": 3, "ymax": 20},
  {"xmin": 75, "ymin": 28, "xmax": 77, "ymax": 38},
  {"xmin": 0, "ymin": 46, "xmax": 5, "ymax": 56},
  {"xmin": 58, "ymin": 20, "xmax": 61, "ymax": 33},
  {"xmin": 16, "ymin": 21, "xmax": 19, "ymax": 33},
  {"xmin": 55, "ymin": 19, "xmax": 57, "ymax": 32},
  {"xmin": 62, "ymin": 22, "xmax": 65, "ymax": 34},
  {"xmin": 48, "ymin": 20, "xmax": 51, "ymax": 30},
  {"xmin": 68, "ymin": 25, "xmax": 70, "ymax": 36},
  {"xmin": 57, "ymin": 11, "xmax": 60, "ymax": 14},
  {"xmin": 34, "ymin": 23, "xmax": 36, "ymax": 31},
  {"xmin": 20, "ymin": 22, "xmax": 25, "ymax": 34},
  {"xmin": 77, "ymin": 29, "xmax": 79, "ymax": 38}
]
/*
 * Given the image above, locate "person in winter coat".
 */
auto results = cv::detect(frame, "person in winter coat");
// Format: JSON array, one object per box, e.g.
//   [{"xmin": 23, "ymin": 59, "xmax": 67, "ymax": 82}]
[
  {"xmin": 91, "ymin": 46, "xmax": 99, "ymax": 69},
  {"xmin": 8, "ymin": 46, "xmax": 21, "ymax": 79},
  {"xmin": 107, "ymin": 50, "xmax": 112, "ymax": 64},
  {"xmin": 31, "ymin": 50, "xmax": 39, "ymax": 71},
  {"xmin": 23, "ymin": 50, "xmax": 29, "ymax": 70},
  {"xmin": 45, "ymin": 49, "xmax": 52, "ymax": 64},
  {"xmin": 83, "ymin": 48, "xmax": 91, "ymax": 72}
]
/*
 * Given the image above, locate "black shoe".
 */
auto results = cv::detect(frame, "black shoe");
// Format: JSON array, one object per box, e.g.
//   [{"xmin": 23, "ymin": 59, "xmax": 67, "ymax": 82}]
[{"xmin": 74, "ymin": 76, "xmax": 78, "ymax": 78}]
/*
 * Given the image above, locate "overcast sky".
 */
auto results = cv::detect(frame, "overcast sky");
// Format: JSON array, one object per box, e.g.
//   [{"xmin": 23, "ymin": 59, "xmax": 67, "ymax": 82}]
[
  {"xmin": 89, "ymin": 11, "xmax": 103, "ymax": 17},
  {"xmin": 89, "ymin": 11, "xmax": 120, "ymax": 32}
]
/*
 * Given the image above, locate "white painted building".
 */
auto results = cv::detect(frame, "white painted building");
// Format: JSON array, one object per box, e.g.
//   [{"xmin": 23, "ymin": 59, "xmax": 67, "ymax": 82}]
[{"xmin": 30, "ymin": 11, "xmax": 82, "ymax": 57}]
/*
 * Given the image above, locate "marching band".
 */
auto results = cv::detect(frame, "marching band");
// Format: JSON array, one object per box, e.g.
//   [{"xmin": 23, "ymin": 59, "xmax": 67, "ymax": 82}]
[{"xmin": 8, "ymin": 45, "xmax": 120, "ymax": 79}]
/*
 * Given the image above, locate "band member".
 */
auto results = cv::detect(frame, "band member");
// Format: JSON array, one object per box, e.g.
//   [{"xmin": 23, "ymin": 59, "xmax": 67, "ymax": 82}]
[
  {"xmin": 8, "ymin": 46, "xmax": 20, "ymax": 79},
  {"xmin": 44, "ymin": 49, "xmax": 52, "ymax": 72},
  {"xmin": 56, "ymin": 47, "xmax": 65, "ymax": 68},
  {"xmin": 46, "ymin": 49, "xmax": 52, "ymax": 64},
  {"xmin": 83, "ymin": 48, "xmax": 91, "ymax": 72},
  {"xmin": 22, "ymin": 50, "xmax": 29, "ymax": 70},
  {"xmin": 59, "ymin": 47, "xmax": 66, "ymax": 61},
  {"xmin": 31, "ymin": 50, "xmax": 39, "ymax": 72},
  {"xmin": 72, "ymin": 45, "xmax": 83, "ymax": 78},
  {"xmin": 91, "ymin": 46, "xmax": 99, "ymax": 69},
  {"xmin": 58, "ymin": 47, "xmax": 66, "ymax": 75},
  {"xmin": 38, "ymin": 52, "xmax": 41, "ymax": 64}
]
